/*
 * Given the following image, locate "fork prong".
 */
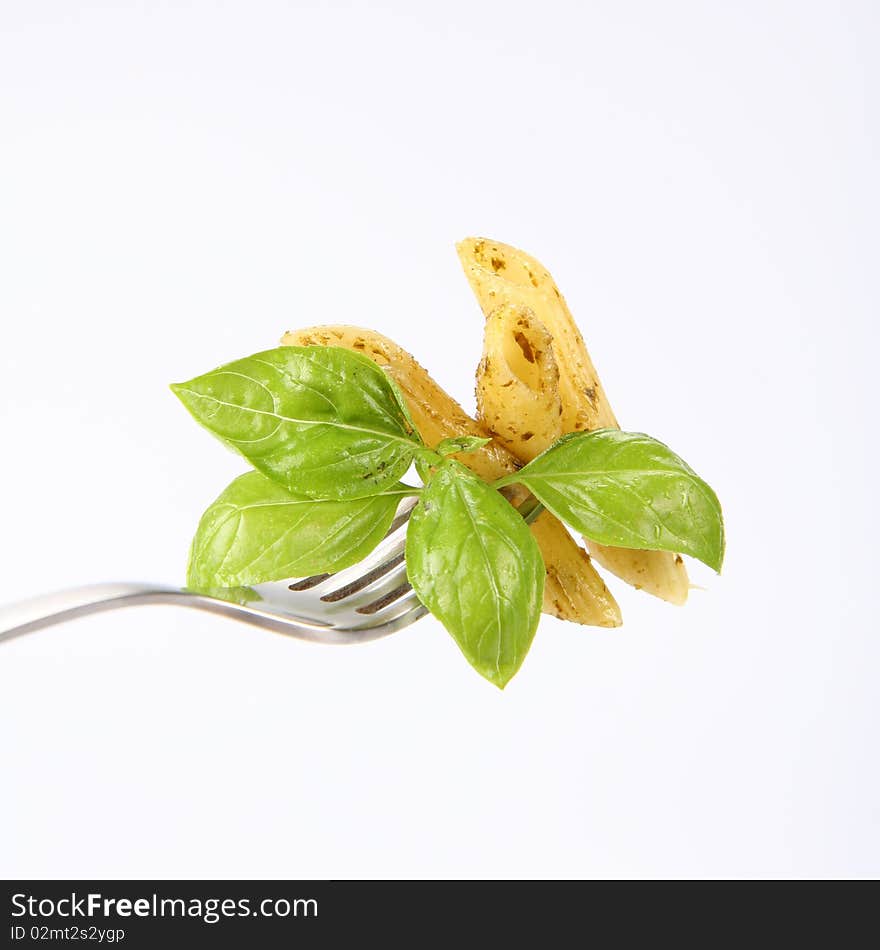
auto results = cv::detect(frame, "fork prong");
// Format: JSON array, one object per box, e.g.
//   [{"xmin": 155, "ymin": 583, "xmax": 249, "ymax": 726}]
[
  {"xmin": 345, "ymin": 591, "xmax": 426, "ymax": 629},
  {"xmin": 365, "ymin": 592, "xmax": 425, "ymax": 627},
  {"xmin": 343, "ymin": 599, "xmax": 428, "ymax": 634},
  {"xmin": 321, "ymin": 551, "xmax": 405, "ymax": 603},
  {"xmin": 288, "ymin": 573, "xmax": 332, "ymax": 592},
  {"xmin": 355, "ymin": 581, "xmax": 412, "ymax": 615},
  {"xmin": 386, "ymin": 502, "xmax": 416, "ymax": 534}
]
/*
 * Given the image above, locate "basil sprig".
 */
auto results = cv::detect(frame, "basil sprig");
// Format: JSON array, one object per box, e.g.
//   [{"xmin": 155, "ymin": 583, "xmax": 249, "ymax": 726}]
[
  {"xmin": 496, "ymin": 430, "xmax": 725, "ymax": 572},
  {"xmin": 171, "ymin": 346, "xmax": 421, "ymax": 499},
  {"xmin": 406, "ymin": 462, "xmax": 544, "ymax": 688},
  {"xmin": 173, "ymin": 346, "xmax": 724, "ymax": 687}
]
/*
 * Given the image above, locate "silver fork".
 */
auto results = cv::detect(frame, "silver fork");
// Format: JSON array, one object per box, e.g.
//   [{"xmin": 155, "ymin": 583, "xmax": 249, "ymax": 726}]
[{"xmin": 0, "ymin": 494, "xmax": 543, "ymax": 647}]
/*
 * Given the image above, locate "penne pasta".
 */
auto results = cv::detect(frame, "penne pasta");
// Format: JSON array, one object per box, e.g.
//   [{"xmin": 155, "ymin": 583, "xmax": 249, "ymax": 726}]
[
  {"xmin": 476, "ymin": 303, "xmax": 564, "ymax": 460},
  {"xmin": 280, "ymin": 324, "xmax": 621, "ymax": 627},
  {"xmin": 458, "ymin": 237, "xmax": 690, "ymax": 605}
]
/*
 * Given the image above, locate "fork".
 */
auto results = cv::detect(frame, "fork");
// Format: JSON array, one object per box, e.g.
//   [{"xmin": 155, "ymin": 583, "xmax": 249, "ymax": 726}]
[{"xmin": 0, "ymin": 494, "xmax": 544, "ymax": 647}]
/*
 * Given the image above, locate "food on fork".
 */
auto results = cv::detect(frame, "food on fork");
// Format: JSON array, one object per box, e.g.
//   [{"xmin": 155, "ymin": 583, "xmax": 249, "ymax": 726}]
[{"xmin": 172, "ymin": 239, "xmax": 723, "ymax": 687}]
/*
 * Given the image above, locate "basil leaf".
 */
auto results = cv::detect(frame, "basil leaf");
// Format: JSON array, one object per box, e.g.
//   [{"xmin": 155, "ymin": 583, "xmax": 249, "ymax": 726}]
[
  {"xmin": 498, "ymin": 430, "xmax": 724, "ymax": 572},
  {"xmin": 172, "ymin": 346, "xmax": 421, "ymax": 499},
  {"xmin": 434, "ymin": 435, "xmax": 491, "ymax": 456},
  {"xmin": 187, "ymin": 471, "xmax": 407, "ymax": 588},
  {"xmin": 406, "ymin": 462, "xmax": 544, "ymax": 688}
]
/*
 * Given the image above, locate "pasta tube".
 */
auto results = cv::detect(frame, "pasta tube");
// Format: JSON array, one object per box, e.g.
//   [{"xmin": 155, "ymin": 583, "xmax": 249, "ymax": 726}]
[
  {"xmin": 458, "ymin": 237, "xmax": 690, "ymax": 605},
  {"xmin": 476, "ymin": 303, "xmax": 564, "ymax": 459}
]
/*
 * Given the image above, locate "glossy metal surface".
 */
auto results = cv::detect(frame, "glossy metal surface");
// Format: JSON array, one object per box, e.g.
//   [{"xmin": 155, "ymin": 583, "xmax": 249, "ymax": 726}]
[
  {"xmin": 0, "ymin": 500, "xmax": 424, "ymax": 646},
  {"xmin": 0, "ymin": 494, "xmax": 542, "ymax": 647}
]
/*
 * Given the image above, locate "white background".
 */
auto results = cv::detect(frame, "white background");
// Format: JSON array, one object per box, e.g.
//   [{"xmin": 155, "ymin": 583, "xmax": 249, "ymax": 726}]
[{"xmin": 1, "ymin": 0, "xmax": 877, "ymax": 879}]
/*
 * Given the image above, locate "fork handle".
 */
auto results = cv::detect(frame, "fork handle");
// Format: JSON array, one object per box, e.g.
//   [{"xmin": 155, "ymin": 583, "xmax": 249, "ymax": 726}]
[
  {"xmin": 0, "ymin": 581, "xmax": 412, "ymax": 648},
  {"xmin": 0, "ymin": 583, "xmax": 207, "ymax": 645}
]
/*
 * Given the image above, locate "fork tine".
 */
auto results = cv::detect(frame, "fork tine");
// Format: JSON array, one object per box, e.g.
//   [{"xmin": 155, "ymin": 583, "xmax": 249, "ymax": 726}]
[
  {"xmin": 321, "ymin": 551, "xmax": 405, "ymax": 602},
  {"xmin": 344, "ymin": 599, "xmax": 428, "ymax": 634},
  {"xmin": 355, "ymin": 581, "xmax": 412, "ymax": 615},
  {"xmin": 347, "ymin": 591, "xmax": 426, "ymax": 629},
  {"xmin": 366, "ymin": 591, "xmax": 424, "ymax": 625},
  {"xmin": 386, "ymin": 501, "xmax": 416, "ymax": 534},
  {"xmin": 288, "ymin": 573, "xmax": 332, "ymax": 591}
]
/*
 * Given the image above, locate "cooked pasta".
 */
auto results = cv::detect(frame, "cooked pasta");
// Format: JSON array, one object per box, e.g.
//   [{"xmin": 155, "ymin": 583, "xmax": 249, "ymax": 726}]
[{"xmin": 458, "ymin": 237, "xmax": 690, "ymax": 605}]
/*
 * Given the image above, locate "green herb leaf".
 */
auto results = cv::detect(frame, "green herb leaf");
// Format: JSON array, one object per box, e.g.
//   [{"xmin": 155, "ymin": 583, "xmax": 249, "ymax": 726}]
[
  {"xmin": 171, "ymin": 346, "xmax": 422, "ymax": 499},
  {"xmin": 497, "ymin": 429, "xmax": 724, "ymax": 572},
  {"xmin": 406, "ymin": 462, "xmax": 544, "ymax": 688},
  {"xmin": 434, "ymin": 435, "xmax": 491, "ymax": 457},
  {"xmin": 187, "ymin": 471, "xmax": 408, "ymax": 588}
]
